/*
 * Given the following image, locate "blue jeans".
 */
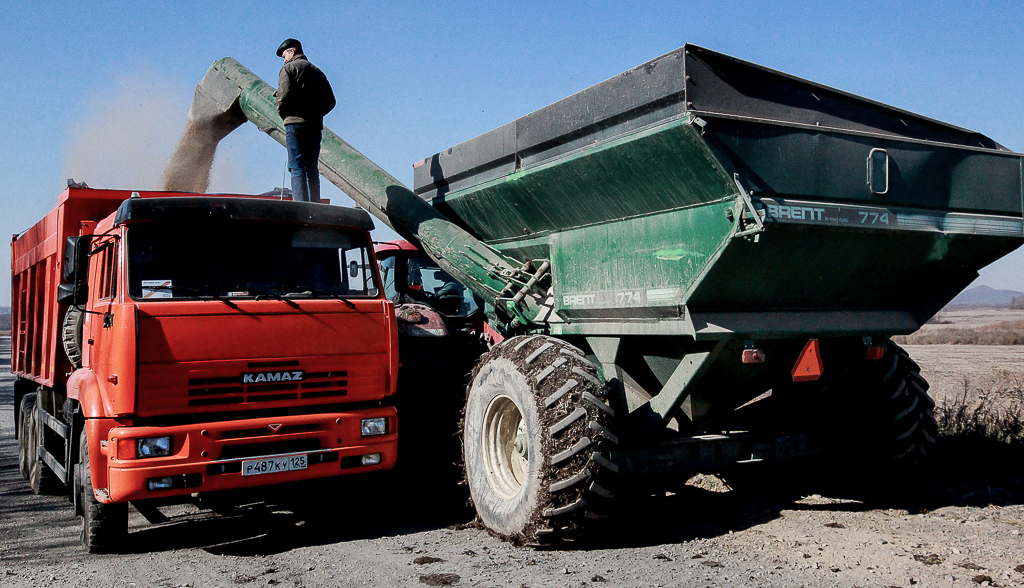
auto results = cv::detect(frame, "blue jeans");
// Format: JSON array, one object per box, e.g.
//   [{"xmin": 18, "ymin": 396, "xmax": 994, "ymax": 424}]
[{"xmin": 286, "ymin": 123, "xmax": 322, "ymax": 203}]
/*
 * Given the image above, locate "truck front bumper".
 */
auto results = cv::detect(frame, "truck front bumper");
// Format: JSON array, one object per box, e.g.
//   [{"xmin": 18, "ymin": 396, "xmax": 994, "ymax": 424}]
[{"xmin": 102, "ymin": 408, "xmax": 397, "ymax": 503}]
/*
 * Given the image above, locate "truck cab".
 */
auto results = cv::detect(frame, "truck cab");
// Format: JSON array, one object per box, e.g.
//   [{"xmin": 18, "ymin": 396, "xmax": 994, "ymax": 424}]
[{"xmin": 12, "ymin": 188, "xmax": 399, "ymax": 551}]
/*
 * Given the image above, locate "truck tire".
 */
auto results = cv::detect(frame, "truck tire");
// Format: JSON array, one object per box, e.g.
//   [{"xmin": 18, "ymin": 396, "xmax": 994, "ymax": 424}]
[
  {"xmin": 79, "ymin": 429, "xmax": 128, "ymax": 553},
  {"xmin": 463, "ymin": 335, "xmax": 618, "ymax": 545},
  {"xmin": 29, "ymin": 397, "xmax": 63, "ymax": 495},
  {"xmin": 18, "ymin": 393, "xmax": 36, "ymax": 480},
  {"xmin": 62, "ymin": 306, "xmax": 85, "ymax": 370}
]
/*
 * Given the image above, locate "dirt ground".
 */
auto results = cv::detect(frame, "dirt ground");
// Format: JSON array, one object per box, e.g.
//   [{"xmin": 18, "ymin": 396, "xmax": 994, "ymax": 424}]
[{"xmin": 2, "ymin": 335, "xmax": 1023, "ymax": 588}]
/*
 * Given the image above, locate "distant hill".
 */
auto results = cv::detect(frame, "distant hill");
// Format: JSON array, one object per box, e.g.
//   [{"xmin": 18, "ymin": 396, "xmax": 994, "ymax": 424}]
[
  {"xmin": 0, "ymin": 306, "xmax": 9, "ymax": 315},
  {"xmin": 946, "ymin": 285, "xmax": 1024, "ymax": 309}
]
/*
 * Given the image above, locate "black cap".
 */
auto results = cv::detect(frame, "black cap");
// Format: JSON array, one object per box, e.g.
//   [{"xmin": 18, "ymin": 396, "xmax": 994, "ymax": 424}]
[{"xmin": 276, "ymin": 38, "xmax": 302, "ymax": 57}]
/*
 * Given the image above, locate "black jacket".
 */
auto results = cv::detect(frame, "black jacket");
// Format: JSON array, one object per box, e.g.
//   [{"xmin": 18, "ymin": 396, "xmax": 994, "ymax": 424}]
[{"xmin": 277, "ymin": 54, "xmax": 336, "ymax": 127}]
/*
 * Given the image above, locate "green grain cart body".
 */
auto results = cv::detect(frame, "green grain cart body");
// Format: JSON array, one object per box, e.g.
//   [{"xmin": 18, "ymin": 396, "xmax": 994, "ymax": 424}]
[
  {"xmin": 188, "ymin": 45, "xmax": 1022, "ymax": 543},
  {"xmin": 414, "ymin": 45, "xmax": 1023, "ymax": 342}
]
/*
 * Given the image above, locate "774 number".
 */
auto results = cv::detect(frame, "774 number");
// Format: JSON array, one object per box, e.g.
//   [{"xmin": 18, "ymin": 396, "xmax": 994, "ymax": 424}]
[{"xmin": 858, "ymin": 211, "xmax": 890, "ymax": 225}]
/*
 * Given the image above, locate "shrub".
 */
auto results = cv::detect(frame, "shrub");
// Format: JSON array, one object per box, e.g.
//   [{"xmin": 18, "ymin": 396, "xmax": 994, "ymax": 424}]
[{"xmin": 935, "ymin": 373, "xmax": 1024, "ymax": 445}]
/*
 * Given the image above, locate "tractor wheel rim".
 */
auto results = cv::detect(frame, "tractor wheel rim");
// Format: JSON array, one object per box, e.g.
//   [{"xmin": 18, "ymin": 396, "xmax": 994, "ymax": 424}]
[{"xmin": 482, "ymin": 394, "xmax": 528, "ymax": 499}]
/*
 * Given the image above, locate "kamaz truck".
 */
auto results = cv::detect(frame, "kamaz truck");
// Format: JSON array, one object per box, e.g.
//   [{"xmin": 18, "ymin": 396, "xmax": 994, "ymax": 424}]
[{"xmin": 11, "ymin": 185, "xmax": 398, "ymax": 552}]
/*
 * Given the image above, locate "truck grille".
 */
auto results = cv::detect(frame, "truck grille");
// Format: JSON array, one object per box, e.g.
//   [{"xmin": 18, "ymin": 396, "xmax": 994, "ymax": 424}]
[
  {"xmin": 219, "ymin": 438, "xmax": 321, "ymax": 460},
  {"xmin": 187, "ymin": 369, "xmax": 348, "ymax": 407}
]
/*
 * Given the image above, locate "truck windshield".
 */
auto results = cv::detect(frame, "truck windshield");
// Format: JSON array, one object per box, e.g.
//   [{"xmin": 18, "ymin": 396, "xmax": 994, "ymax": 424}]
[{"xmin": 127, "ymin": 222, "xmax": 379, "ymax": 301}]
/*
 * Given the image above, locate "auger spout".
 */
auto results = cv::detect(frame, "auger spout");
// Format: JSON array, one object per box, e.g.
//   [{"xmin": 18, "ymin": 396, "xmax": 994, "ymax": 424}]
[{"xmin": 177, "ymin": 57, "xmax": 543, "ymax": 325}]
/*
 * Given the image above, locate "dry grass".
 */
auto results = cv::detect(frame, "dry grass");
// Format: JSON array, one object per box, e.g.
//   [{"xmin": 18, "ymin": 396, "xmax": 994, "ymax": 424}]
[
  {"xmin": 894, "ymin": 320, "xmax": 1024, "ymax": 345},
  {"xmin": 935, "ymin": 372, "xmax": 1024, "ymax": 446}
]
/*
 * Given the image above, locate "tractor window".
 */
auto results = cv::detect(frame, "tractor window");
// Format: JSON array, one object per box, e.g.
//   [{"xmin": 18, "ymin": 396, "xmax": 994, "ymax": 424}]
[
  {"xmin": 406, "ymin": 257, "xmax": 477, "ymax": 316},
  {"xmin": 378, "ymin": 255, "xmax": 398, "ymax": 302},
  {"xmin": 126, "ymin": 222, "xmax": 380, "ymax": 301}
]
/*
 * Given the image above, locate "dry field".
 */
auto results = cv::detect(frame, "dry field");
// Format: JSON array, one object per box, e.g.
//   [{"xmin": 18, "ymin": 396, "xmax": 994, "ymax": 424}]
[{"xmin": 2, "ymin": 329, "xmax": 1023, "ymax": 588}]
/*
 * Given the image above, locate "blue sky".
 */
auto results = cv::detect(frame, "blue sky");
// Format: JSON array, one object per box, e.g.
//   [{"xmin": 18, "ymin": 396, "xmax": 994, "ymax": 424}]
[{"xmin": 1, "ymin": 0, "xmax": 1022, "ymax": 306}]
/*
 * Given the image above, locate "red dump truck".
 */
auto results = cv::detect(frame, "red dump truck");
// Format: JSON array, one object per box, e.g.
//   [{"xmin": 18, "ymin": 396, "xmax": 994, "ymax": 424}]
[{"xmin": 11, "ymin": 184, "xmax": 399, "ymax": 552}]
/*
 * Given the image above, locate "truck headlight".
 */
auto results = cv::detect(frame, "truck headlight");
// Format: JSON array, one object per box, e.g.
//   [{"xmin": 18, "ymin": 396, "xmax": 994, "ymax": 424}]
[
  {"xmin": 136, "ymin": 436, "xmax": 172, "ymax": 458},
  {"xmin": 360, "ymin": 418, "xmax": 387, "ymax": 436}
]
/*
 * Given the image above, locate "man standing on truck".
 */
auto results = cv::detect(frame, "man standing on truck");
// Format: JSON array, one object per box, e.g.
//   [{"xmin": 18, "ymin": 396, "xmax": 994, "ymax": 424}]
[{"xmin": 276, "ymin": 38, "xmax": 336, "ymax": 203}]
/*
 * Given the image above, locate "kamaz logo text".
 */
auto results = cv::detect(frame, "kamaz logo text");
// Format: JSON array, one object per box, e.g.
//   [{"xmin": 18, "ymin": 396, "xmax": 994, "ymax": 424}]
[
  {"xmin": 766, "ymin": 203, "xmax": 826, "ymax": 221},
  {"xmin": 242, "ymin": 371, "xmax": 304, "ymax": 384}
]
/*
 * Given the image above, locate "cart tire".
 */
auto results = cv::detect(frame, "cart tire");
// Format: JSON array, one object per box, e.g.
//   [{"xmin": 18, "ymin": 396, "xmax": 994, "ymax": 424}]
[
  {"xmin": 18, "ymin": 393, "xmax": 36, "ymax": 480},
  {"xmin": 80, "ymin": 429, "xmax": 128, "ymax": 553},
  {"xmin": 463, "ymin": 335, "xmax": 617, "ymax": 545},
  {"xmin": 843, "ymin": 342, "xmax": 938, "ymax": 470},
  {"xmin": 62, "ymin": 306, "xmax": 85, "ymax": 370}
]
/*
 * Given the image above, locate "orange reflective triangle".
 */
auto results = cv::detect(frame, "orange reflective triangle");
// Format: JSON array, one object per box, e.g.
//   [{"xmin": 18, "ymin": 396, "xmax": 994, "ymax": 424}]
[{"xmin": 791, "ymin": 338, "xmax": 823, "ymax": 382}]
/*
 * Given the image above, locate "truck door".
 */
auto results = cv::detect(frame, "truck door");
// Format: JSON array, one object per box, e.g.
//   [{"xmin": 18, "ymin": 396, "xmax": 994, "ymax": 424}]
[{"xmin": 84, "ymin": 233, "xmax": 136, "ymax": 416}]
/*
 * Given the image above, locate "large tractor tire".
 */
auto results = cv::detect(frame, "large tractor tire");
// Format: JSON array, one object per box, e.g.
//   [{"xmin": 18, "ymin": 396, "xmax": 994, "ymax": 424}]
[
  {"xmin": 62, "ymin": 306, "xmax": 85, "ymax": 370},
  {"xmin": 29, "ymin": 395, "xmax": 63, "ymax": 495},
  {"xmin": 79, "ymin": 429, "xmax": 128, "ymax": 553},
  {"xmin": 861, "ymin": 342, "xmax": 938, "ymax": 469},
  {"xmin": 825, "ymin": 341, "xmax": 938, "ymax": 476},
  {"xmin": 463, "ymin": 335, "xmax": 618, "ymax": 545},
  {"xmin": 17, "ymin": 393, "xmax": 36, "ymax": 480}
]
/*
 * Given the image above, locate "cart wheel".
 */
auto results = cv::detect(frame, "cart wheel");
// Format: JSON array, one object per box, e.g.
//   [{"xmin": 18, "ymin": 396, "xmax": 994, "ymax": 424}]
[
  {"xmin": 463, "ymin": 335, "xmax": 618, "ymax": 545},
  {"xmin": 18, "ymin": 393, "xmax": 36, "ymax": 480},
  {"xmin": 80, "ymin": 429, "xmax": 128, "ymax": 553},
  {"xmin": 873, "ymin": 343, "xmax": 938, "ymax": 468},
  {"xmin": 837, "ymin": 341, "xmax": 938, "ymax": 471}
]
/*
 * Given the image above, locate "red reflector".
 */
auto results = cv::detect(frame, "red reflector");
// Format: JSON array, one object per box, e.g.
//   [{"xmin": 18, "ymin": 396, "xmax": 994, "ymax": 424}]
[
  {"xmin": 741, "ymin": 349, "xmax": 765, "ymax": 364},
  {"xmin": 865, "ymin": 344, "xmax": 886, "ymax": 360},
  {"xmin": 791, "ymin": 339, "xmax": 823, "ymax": 382}
]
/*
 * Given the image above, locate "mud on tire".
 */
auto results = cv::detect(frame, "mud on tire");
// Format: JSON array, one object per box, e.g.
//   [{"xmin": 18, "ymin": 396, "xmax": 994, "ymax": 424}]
[{"xmin": 463, "ymin": 335, "xmax": 618, "ymax": 545}]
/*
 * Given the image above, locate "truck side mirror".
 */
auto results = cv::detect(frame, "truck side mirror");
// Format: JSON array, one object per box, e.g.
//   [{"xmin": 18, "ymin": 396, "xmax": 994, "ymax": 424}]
[
  {"xmin": 62, "ymin": 236, "xmax": 92, "ymax": 283},
  {"xmin": 61, "ymin": 236, "xmax": 91, "ymax": 305},
  {"xmin": 56, "ymin": 282, "xmax": 85, "ymax": 305}
]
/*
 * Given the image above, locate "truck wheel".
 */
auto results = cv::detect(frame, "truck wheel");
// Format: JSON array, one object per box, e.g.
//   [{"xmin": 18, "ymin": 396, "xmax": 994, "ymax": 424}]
[
  {"xmin": 79, "ymin": 429, "xmax": 128, "ymax": 553},
  {"xmin": 463, "ymin": 335, "xmax": 618, "ymax": 545},
  {"xmin": 62, "ymin": 306, "xmax": 85, "ymax": 370},
  {"xmin": 29, "ymin": 397, "xmax": 63, "ymax": 495},
  {"xmin": 18, "ymin": 393, "xmax": 36, "ymax": 480}
]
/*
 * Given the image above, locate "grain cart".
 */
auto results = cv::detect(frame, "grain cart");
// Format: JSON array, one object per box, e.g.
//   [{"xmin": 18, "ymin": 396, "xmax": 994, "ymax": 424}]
[
  {"xmin": 12, "ymin": 186, "xmax": 399, "ymax": 552},
  {"xmin": 187, "ymin": 44, "xmax": 1024, "ymax": 544}
]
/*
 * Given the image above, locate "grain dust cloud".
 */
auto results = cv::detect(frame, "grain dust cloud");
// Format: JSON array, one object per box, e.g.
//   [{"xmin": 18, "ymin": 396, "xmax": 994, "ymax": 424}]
[{"xmin": 62, "ymin": 73, "xmax": 251, "ymax": 193}]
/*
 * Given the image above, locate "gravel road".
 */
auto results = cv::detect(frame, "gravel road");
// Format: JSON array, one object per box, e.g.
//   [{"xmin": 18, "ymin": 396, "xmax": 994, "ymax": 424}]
[{"xmin": 2, "ymin": 336, "xmax": 1023, "ymax": 588}]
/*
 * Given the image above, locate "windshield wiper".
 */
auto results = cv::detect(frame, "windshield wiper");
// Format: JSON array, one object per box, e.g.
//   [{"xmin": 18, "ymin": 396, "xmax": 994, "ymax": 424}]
[
  {"xmin": 282, "ymin": 283, "xmax": 357, "ymax": 309},
  {"xmin": 246, "ymin": 285, "xmax": 301, "ymax": 308},
  {"xmin": 144, "ymin": 285, "xmax": 239, "ymax": 309}
]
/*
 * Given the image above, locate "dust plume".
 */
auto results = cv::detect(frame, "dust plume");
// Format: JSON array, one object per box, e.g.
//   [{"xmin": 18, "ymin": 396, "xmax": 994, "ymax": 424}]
[
  {"xmin": 62, "ymin": 75, "xmax": 184, "ymax": 190},
  {"xmin": 62, "ymin": 73, "xmax": 254, "ymax": 194}
]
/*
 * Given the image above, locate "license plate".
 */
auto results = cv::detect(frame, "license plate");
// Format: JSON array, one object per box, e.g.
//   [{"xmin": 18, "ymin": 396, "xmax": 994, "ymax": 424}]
[{"xmin": 241, "ymin": 455, "xmax": 308, "ymax": 476}]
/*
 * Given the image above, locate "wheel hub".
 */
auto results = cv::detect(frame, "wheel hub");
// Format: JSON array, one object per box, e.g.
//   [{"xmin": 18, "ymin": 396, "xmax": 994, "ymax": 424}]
[{"xmin": 481, "ymin": 395, "xmax": 530, "ymax": 499}]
